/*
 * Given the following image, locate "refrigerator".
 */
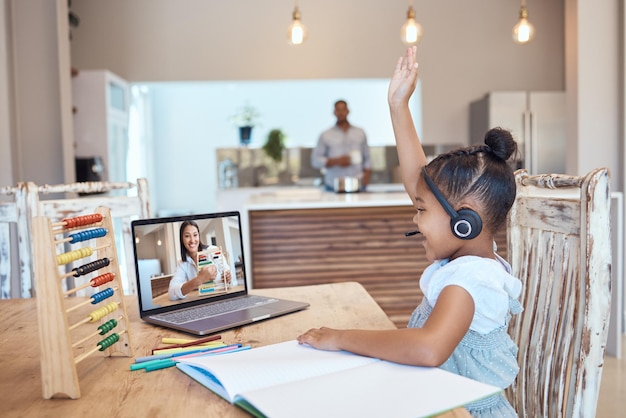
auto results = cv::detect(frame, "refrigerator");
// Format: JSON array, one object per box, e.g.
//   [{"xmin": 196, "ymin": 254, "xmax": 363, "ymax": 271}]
[{"xmin": 469, "ymin": 91, "xmax": 566, "ymax": 175}]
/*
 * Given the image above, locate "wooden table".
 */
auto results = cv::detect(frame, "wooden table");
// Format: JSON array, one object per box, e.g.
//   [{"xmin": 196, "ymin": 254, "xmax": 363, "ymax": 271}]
[{"xmin": 0, "ymin": 282, "xmax": 469, "ymax": 418}]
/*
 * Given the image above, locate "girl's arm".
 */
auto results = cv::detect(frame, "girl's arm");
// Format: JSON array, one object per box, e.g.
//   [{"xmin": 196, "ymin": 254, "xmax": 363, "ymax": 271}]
[
  {"xmin": 168, "ymin": 263, "xmax": 189, "ymax": 301},
  {"xmin": 297, "ymin": 286, "xmax": 474, "ymax": 367},
  {"xmin": 388, "ymin": 46, "xmax": 428, "ymax": 204},
  {"xmin": 179, "ymin": 265, "xmax": 217, "ymax": 296}
]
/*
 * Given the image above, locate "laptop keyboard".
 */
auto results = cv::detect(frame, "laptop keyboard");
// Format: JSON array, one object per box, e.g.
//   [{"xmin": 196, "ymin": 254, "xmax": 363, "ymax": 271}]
[{"xmin": 154, "ymin": 295, "xmax": 277, "ymax": 325}]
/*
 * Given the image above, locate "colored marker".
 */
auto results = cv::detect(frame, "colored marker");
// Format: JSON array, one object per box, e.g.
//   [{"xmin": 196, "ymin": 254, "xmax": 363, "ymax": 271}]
[
  {"xmin": 142, "ymin": 344, "xmax": 251, "ymax": 373},
  {"xmin": 151, "ymin": 334, "xmax": 222, "ymax": 353},
  {"xmin": 152, "ymin": 342, "xmax": 225, "ymax": 355},
  {"xmin": 134, "ymin": 343, "xmax": 238, "ymax": 365}
]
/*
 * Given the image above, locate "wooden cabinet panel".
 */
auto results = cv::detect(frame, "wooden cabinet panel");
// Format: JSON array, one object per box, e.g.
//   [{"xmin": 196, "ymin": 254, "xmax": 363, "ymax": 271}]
[{"xmin": 150, "ymin": 274, "xmax": 173, "ymax": 298}]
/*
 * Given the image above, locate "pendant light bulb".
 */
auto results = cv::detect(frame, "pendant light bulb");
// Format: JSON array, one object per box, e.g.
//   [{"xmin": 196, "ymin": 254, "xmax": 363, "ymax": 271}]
[
  {"xmin": 287, "ymin": 6, "xmax": 308, "ymax": 46},
  {"xmin": 512, "ymin": 4, "xmax": 535, "ymax": 44},
  {"xmin": 401, "ymin": 5, "xmax": 423, "ymax": 45}
]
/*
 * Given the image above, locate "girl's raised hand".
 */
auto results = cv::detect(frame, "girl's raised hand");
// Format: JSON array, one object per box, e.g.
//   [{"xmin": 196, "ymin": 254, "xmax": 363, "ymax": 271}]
[{"xmin": 388, "ymin": 46, "xmax": 419, "ymax": 108}]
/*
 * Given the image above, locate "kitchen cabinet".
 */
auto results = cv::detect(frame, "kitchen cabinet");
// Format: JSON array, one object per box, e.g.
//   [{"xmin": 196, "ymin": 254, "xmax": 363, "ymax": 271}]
[
  {"xmin": 470, "ymin": 91, "xmax": 566, "ymax": 175},
  {"xmin": 150, "ymin": 274, "xmax": 173, "ymax": 298},
  {"xmin": 72, "ymin": 70, "xmax": 130, "ymax": 182}
]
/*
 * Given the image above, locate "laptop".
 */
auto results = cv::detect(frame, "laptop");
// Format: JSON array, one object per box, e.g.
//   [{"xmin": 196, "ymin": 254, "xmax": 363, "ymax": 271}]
[{"xmin": 130, "ymin": 211, "xmax": 309, "ymax": 335}]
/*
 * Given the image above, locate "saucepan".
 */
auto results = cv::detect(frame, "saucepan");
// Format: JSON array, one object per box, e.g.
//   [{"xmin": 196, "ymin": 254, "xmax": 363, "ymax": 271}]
[{"xmin": 333, "ymin": 176, "xmax": 361, "ymax": 193}]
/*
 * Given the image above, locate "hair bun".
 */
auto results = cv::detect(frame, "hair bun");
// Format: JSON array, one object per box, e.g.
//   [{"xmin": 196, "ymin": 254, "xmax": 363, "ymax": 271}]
[{"xmin": 484, "ymin": 127, "xmax": 517, "ymax": 161}]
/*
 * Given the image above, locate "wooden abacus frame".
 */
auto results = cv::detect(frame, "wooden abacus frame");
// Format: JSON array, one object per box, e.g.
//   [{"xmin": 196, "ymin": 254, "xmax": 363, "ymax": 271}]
[{"xmin": 33, "ymin": 206, "xmax": 134, "ymax": 399}]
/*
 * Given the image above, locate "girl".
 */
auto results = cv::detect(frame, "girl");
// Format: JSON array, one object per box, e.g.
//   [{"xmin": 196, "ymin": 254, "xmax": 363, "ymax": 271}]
[{"xmin": 297, "ymin": 47, "xmax": 522, "ymax": 417}]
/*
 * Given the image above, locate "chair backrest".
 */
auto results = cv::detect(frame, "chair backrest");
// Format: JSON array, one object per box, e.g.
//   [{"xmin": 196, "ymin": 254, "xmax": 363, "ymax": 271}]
[{"xmin": 506, "ymin": 168, "xmax": 612, "ymax": 417}]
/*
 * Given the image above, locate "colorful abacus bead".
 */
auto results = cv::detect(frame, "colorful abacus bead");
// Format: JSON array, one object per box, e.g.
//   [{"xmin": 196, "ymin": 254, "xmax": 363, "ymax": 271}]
[
  {"xmin": 97, "ymin": 333, "xmax": 120, "ymax": 351},
  {"xmin": 57, "ymin": 247, "xmax": 94, "ymax": 265},
  {"xmin": 67, "ymin": 228, "xmax": 107, "ymax": 244},
  {"xmin": 72, "ymin": 258, "xmax": 110, "ymax": 277},
  {"xmin": 90, "ymin": 288, "xmax": 114, "ymax": 304},
  {"xmin": 62, "ymin": 213, "xmax": 103, "ymax": 229},
  {"xmin": 90, "ymin": 272, "xmax": 115, "ymax": 287},
  {"xmin": 88, "ymin": 302, "xmax": 118, "ymax": 322},
  {"xmin": 98, "ymin": 319, "xmax": 118, "ymax": 335}
]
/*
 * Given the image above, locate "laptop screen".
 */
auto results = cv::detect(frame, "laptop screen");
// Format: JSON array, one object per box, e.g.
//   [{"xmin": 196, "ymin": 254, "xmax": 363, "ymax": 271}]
[{"xmin": 131, "ymin": 211, "xmax": 247, "ymax": 315}]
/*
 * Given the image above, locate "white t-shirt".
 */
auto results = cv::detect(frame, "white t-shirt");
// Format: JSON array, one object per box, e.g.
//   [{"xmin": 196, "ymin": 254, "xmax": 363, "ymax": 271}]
[{"xmin": 420, "ymin": 255, "xmax": 522, "ymax": 334}]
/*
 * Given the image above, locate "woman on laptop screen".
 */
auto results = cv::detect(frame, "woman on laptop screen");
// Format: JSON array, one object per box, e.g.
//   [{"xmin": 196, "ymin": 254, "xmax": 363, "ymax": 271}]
[{"xmin": 168, "ymin": 220, "xmax": 232, "ymax": 301}]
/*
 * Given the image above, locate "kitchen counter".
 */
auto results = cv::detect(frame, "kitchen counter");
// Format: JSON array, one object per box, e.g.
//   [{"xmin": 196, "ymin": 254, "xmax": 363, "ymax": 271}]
[
  {"xmin": 245, "ymin": 185, "xmax": 411, "ymax": 211},
  {"xmin": 217, "ymin": 183, "xmax": 410, "ymax": 212}
]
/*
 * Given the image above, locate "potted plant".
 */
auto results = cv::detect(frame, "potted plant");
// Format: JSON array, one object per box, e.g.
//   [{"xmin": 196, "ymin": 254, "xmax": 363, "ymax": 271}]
[
  {"xmin": 229, "ymin": 104, "xmax": 261, "ymax": 146},
  {"xmin": 262, "ymin": 129, "xmax": 286, "ymax": 163}
]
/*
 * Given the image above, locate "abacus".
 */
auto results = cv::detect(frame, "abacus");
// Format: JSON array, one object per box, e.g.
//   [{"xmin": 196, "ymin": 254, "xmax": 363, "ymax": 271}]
[{"xmin": 32, "ymin": 207, "xmax": 134, "ymax": 399}]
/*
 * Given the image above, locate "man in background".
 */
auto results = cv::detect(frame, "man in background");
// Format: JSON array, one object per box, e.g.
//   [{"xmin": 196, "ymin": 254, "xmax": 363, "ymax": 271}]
[{"xmin": 311, "ymin": 100, "xmax": 371, "ymax": 191}]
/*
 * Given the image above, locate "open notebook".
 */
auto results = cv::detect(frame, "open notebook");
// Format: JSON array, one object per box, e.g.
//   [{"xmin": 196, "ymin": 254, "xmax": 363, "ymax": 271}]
[
  {"xmin": 176, "ymin": 340, "xmax": 502, "ymax": 418},
  {"xmin": 131, "ymin": 211, "xmax": 309, "ymax": 335}
]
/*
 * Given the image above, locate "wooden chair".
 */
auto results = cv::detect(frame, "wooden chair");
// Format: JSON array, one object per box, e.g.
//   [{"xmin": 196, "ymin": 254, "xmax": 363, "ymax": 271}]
[
  {"xmin": 506, "ymin": 168, "xmax": 612, "ymax": 417},
  {"xmin": 0, "ymin": 179, "xmax": 150, "ymax": 298}
]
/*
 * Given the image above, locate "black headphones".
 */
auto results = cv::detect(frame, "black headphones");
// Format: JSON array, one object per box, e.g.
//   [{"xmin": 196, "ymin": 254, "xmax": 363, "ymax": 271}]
[{"xmin": 421, "ymin": 168, "xmax": 482, "ymax": 240}]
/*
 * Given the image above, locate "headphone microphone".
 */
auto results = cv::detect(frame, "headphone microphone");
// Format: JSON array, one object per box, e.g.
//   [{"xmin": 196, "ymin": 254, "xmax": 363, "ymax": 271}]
[{"xmin": 421, "ymin": 168, "xmax": 482, "ymax": 240}]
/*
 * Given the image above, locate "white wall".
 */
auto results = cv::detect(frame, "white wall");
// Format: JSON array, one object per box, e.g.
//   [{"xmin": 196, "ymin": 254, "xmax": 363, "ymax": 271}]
[
  {"xmin": 147, "ymin": 78, "xmax": 412, "ymax": 148},
  {"xmin": 69, "ymin": 0, "xmax": 565, "ymax": 147},
  {"xmin": 145, "ymin": 78, "xmax": 422, "ymax": 214},
  {"xmin": 0, "ymin": 0, "xmax": 75, "ymax": 188},
  {"xmin": 565, "ymin": 0, "xmax": 621, "ymax": 182},
  {"xmin": 10, "ymin": 0, "xmax": 69, "ymax": 186},
  {"xmin": 0, "ymin": 1, "xmax": 13, "ymax": 189}
]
